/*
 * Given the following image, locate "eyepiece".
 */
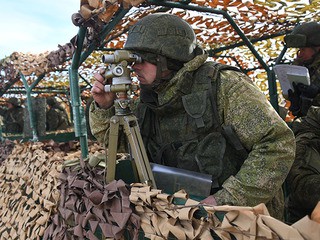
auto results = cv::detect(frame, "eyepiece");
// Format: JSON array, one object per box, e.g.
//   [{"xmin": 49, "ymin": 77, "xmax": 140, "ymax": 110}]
[
  {"xmin": 102, "ymin": 54, "xmax": 115, "ymax": 63},
  {"xmin": 102, "ymin": 50, "xmax": 142, "ymax": 63}
]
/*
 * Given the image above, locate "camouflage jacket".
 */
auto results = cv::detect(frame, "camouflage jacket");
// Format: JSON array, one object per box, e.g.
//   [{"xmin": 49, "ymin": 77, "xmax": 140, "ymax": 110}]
[
  {"xmin": 286, "ymin": 106, "xmax": 320, "ymax": 223},
  {"xmin": 46, "ymin": 106, "xmax": 70, "ymax": 131},
  {"xmin": 90, "ymin": 53, "xmax": 295, "ymax": 220}
]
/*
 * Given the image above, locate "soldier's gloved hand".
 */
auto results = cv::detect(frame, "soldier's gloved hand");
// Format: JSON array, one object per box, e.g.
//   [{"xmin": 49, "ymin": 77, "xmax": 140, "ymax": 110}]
[
  {"xmin": 296, "ymin": 83, "xmax": 320, "ymax": 98},
  {"xmin": 288, "ymin": 82, "xmax": 301, "ymax": 116}
]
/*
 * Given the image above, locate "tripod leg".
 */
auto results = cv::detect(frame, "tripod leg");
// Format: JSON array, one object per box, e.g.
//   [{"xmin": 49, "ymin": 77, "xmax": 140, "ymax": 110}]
[
  {"xmin": 123, "ymin": 115, "xmax": 157, "ymax": 188},
  {"xmin": 106, "ymin": 115, "xmax": 120, "ymax": 183}
]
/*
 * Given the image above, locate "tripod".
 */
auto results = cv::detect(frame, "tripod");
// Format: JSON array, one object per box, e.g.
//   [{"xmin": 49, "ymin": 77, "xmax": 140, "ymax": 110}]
[
  {"xmin": 106, "ymin": 95, "xmax": 156, "ymax": 187},
  {"xmin": 102, "ymin": 50, "xmax": 156, "ymax": 187}
]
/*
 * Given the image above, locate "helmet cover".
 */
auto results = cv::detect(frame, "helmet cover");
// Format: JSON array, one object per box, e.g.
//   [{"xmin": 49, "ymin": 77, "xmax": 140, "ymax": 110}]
[
  {"xmin": 284, "ymin": 22, "xmax": 320, "ymax": 48},
  {"xmin": 124, "ymin": 13, "xmax": 198, "ymax": 62}
]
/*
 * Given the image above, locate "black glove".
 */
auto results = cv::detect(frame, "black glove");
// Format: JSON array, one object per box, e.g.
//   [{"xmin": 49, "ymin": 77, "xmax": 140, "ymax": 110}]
[
  {"xmin": 288, "ymin": 82, "xmax": 317, "ymax": 117},
  {"xmin": 288, "ymin": 82, "xmax": 301, "ymax": 115},
  {"xmin": 296, "ymin": 83, "xmax": 320, "ymax": 98}
]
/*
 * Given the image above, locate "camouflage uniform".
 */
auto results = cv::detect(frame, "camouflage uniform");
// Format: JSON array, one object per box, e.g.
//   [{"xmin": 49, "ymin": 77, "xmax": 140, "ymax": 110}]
[
  {"xmin": 46, "ymin": 99, "xmax": 70, "ymax": 131},
  {"xmin": 90, "ymin": 52, "xmax": 295, "ymax": 220},
  {"xmin": 0, "ymin": 98, "xmax": 24, "ymax": 134},
  {"xmin": 285, "ymin": 21, "xmax": 320, "ymax": 89},
  {"xmin": 285, "ymin": 22, "xmax": 320, "ymax": 116},
  {"xmin": 286, "ymin": 106, "xmax": 320, "ymax": 223}
]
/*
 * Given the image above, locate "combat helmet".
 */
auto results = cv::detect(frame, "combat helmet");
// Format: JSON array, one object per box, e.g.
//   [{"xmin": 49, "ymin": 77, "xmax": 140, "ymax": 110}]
[
  {"xmin": 124, "ymin": 13, "xmax": 198, "ymax": 63},
  {"xmin": 47, "ymin": 96, "xmax": 58, "ymax": 107},
  {"xmin": 284, "ymin": 22, "xmax": 320, "ymax": 48},
  {"xmin": 7, "ymin": 97, "xmax": 20, "ymax": 106}
]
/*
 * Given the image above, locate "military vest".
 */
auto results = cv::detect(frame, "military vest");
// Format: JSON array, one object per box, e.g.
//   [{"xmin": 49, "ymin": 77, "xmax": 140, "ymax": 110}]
[{"xmin": 136, "ymin": 62, "xmax": 248, "ymax": 192}]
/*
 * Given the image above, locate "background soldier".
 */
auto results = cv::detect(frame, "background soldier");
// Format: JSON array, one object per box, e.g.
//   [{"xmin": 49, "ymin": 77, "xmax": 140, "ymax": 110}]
[
  {"xmin": 89, "ymin": 13, "xmax": 295, "ymax": 220},
  {"xmin": 46, "ymin": 96, "xmax": 71, "ymax": 131},
  {"xmin": 286, "ymin": 106, "xmax": 320, "ymax": 223},
  {"xmin": 0, "ymin": 97, "xmax": 24, "ymax": 134},
  {"xmin": 284, "ymin": 21, "xmax": 320, "ymax": 117}
]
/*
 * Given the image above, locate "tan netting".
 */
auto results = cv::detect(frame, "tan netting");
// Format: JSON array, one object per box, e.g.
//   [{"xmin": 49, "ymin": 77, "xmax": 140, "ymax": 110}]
[
  {"xmin": 43, "ymin": 160, "xmax": 141, "ymax": 239},
  {"xmin": 1, "ymin": 141, "xmax": 320, "ymax": 239},
  {"xmin": 129, "ymin": 184, "xmax": 306, "ymax": 240},
  {"xmin": 0, "ymin": 141, "xmax": 63, "ymax": 239}
]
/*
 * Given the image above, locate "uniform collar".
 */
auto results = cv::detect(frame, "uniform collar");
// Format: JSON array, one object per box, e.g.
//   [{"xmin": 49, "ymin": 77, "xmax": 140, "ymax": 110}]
[{"xmin": 156, "ymin": 53, "xmax": 208, "ymax": 105}]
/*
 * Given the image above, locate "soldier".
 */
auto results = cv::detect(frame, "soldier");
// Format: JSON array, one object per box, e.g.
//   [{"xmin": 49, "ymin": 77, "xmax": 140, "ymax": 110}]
[
  {"xmin": 284, "ymin": 22, "xmax": 320, "ymax": 117},
  {"xmin": 89, "ymin": 13, "xmax": 295, "ymax": 220},
  {"xmin": 0, "ymin": 97, "xmax": 24, "ymax": 134},
  {"xmin": 46, "ymin": 96, "xmax": 71, "ymax": 131},
  {"xmin": 285, "ymin": 106, "xmax": 320, "ymax": 223}
]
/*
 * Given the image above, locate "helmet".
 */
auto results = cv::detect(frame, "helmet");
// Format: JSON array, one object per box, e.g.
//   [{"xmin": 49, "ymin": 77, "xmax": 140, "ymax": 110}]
[
  {"xmin": 284, "ymin": 22, "xmax": 320, "ymax": 48},
  {"xmin": 47, "ymin": 97, "xmax": 58, "ymax": 107},
  {"xmin": 7, "ymin": 97, "xmax": 20, "ymax": 106},
  {"xmin": 124, "ymin": 13, "xmax": 198, "ymax": 62}
]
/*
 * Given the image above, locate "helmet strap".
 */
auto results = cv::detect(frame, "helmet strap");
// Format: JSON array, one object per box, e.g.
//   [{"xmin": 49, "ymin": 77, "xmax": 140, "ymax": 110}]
[
  {"xmin": 150, "ymin": 55, "xmax": 177, "ymax": 91},
  {"xmin": 155, "ymin": 55, "xmax": 168, "ymax": 81}
]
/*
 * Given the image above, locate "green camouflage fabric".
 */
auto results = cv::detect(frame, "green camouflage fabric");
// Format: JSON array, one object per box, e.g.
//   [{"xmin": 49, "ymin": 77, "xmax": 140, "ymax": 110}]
[
  {"xmin": 286, "ymin": 106, "xmax": 320, "ymax": 223},
  {"xmin": 89, "ymin": 53, "xmax": 295, "ymax": 220},
  {"xmin": 124, "ymin": 13, "xmax": 198, "ymax": 63}
]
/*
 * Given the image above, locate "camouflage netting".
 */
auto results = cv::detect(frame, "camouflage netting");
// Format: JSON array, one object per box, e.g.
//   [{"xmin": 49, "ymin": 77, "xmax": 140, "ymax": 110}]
[
  {"xmin": 1, "ymin": 0, "xmax": 319, "ymax": 95},
  {"xmin": 43, "ymin": 159, "xmax": 141, "ymax": 240},
  {"xmin": 1, "ymin": 140, "xmax": 320, "ymax": 239},
  {"xmin": 0, "ymin": 139, "xmax": 15, "ymax": 164},
  {"xmin": 0, "ymin": 141, "xmax": 63, "ymax": 239},
  {"xmin": 0, "ymin": 140, "xmax": 101, "ymax": 239},
  {"xmin": 0, "ymin": 41, "xmax": 76, "ymax": 89}
]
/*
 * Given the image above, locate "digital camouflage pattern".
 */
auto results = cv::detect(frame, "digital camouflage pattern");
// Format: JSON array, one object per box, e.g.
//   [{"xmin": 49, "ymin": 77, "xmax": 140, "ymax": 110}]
[
  {"xmin": 89, "ymin": 53, "xmax": 295, "ymax": 220},
  {"xmin": 124, "ymin": 13, "xmax": 198, "ymax": 63},
  {"xmin": 286, "ymin": 106, "xmax": 320, "ymax": 223}
]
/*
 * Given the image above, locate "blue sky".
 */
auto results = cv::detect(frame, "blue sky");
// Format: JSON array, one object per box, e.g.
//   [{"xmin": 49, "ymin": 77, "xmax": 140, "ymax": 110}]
[{"xmin": 0, "ymin": 0, "xmax": 79, "ymax": 59}]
